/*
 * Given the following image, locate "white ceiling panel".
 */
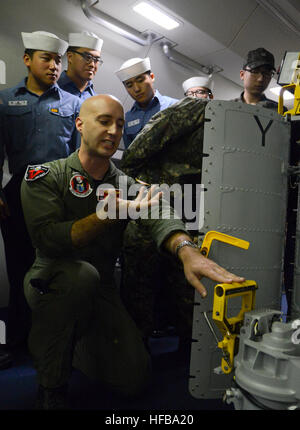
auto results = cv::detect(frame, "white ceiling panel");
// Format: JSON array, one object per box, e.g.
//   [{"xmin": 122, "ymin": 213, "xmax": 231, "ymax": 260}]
[
  {"xmin": 2, "ymin": 0, "xmax": 299, "ymax": 89},
  {"xmin": 156, "ymin": 0, "xmax": 258, "ymax": 46},
  {"xmin": 230, "ymin": 3, "xmax": 300, "ymax": 65},
  {"xmin": 87, "ymin": 0, "xmax": 300, "ymax": 86}
]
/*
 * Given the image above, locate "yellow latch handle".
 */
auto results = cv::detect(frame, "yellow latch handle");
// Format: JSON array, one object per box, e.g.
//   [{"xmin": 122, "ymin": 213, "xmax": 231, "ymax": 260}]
[
  {"xmin": 199, "ymin": 231, "xmax": 251, "ymax": 374},
  {"xmin": 278, "ymin": 84, "xmax": 295, "ymax": 116},
  {"xmin": 200, "ymin": 231, "xmax": 249, "ymax": 258},
  {"xmin": 278, "ymin": 53, "xmax": 300, "ymax": 117}
]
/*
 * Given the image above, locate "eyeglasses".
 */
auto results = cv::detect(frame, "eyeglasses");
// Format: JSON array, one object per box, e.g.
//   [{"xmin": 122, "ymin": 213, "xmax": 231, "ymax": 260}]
[
  {"xmin": 243, "ymin": 68, "xmax": 275, "ymax": 78},
  {"xmin": 69, "ymin": 50, "xmax": 103, "ymax": 65},
  {"xmin": 185, "ymin": 89, "xmax": 212, "ymax": 97}
]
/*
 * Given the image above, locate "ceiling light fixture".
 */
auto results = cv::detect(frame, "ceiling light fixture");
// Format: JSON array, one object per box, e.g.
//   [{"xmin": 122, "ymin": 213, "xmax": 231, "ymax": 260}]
[
  {"xmin": 133, "ymin": 1, "xmax": 181, "ymax": 30},
  {"xmin": 269, "ymin": 86, "xmax": 295, "ymax": 100}
]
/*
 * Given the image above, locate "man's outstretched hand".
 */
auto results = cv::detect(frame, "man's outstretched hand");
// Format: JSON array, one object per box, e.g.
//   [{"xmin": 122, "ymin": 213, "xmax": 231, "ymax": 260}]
[
  {"xmin": 96, "ymin": 185, "xmax": 162, "ymax": 220},
  {"xmin": 164, "ymin": 232, "xmax": 245, "ymax": 298},
  {"xmin": 179, "ymin": 245, "xmax": 245, "ymax": 298}
]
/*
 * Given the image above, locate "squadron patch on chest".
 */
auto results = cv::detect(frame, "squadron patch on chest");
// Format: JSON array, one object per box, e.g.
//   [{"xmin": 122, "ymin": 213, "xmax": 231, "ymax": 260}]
[
  {"xmin": 69, "ymin": 173, "xmax": 93, "ymax": 198},
  {"xmin": 25, "ymin": 165, "xmax": 50, "ymax": 182}
]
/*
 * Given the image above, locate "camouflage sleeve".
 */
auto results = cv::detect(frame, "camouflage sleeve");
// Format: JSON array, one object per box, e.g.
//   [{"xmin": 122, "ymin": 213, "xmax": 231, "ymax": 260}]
[
  {"xmin": 123, "ymin": 170, "xmax": 187, "ymax": 250},
  {"xmin": 140, "ymin": 207, "xmax": 187, "ymax": 251},
  {"xmin": 121, "ymin": 97, "xmax": 207, "ymax": 176}
]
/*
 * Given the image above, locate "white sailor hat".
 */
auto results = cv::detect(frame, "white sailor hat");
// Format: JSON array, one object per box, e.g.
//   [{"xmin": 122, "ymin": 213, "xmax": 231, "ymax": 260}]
[
  {"xmin": 68, "ymin": 31, "xmax": 103, "ymax": 52},
  {"xmin": 182, "ymin": 76, "xmax": 214, "ymax": 93},
  {"xmin": 115, "ymin": 57, "xmax": 151, "ymax": 82},
  {"xmin": 21, "ymin": 31, "xmax": 68, "ymax": 56}
]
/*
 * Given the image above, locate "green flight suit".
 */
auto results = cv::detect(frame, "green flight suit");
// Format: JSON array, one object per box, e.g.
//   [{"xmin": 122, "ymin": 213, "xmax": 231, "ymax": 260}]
[{"xmin": 21, "ymin": 150, "xmax": 186, "ymax": 394}]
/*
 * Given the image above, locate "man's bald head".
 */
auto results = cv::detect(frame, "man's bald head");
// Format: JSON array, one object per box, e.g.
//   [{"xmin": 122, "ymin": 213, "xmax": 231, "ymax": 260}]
[
  {"xmin": 76, "ymin": 94, "xmax": 125, "ymax": 160},
  {"xmin": 79, "ymin": 94, "xmax": 124, "ymax": 119}
]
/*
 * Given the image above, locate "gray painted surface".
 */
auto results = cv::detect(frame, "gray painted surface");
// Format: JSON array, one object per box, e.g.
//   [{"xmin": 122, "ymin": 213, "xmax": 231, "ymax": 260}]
[{"xmin": 189, "ymin": 101, "xmax": 291, "ymax": 399}]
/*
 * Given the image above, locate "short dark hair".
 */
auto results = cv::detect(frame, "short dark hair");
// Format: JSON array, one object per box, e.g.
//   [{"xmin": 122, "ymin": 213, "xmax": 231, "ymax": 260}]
[
  {"xmin": 24, "ymin": 49, "xmax": 36, "ymax": 58},
  {"xmin": 67, "ymin": 46, "xmax": 80, "ymax": 52}
]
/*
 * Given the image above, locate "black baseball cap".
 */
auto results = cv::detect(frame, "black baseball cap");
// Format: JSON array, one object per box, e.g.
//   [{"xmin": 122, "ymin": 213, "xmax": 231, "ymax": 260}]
[{"xmin": 243, "ymin": 47, "xmax": 275, "ymax": 71}]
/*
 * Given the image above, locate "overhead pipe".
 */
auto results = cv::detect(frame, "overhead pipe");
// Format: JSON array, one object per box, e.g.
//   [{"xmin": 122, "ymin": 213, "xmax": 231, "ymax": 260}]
[
  {"xmin": 81, "ymin": 0, "xmax": 151, "ymax": 46},
  {"xmin": 80, "ymin": 0, "xmax": 221, "ymax": 76},
  {"xmin": 161, "ymin": 41, "xmax": 221, "ymax": 76},
  {"xmin": 256, "ymin": 0, "xmax": 300, "ymax": 38}
]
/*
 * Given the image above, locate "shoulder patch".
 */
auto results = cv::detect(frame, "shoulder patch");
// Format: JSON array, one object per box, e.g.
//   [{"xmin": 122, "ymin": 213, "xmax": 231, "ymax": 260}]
[
  {"xmin": 25, "ymin": 165, "xmax": 50, "ymax": 182},
  {"xmin": 69, "ymin": 173, "xmax": 93, "ymax": 198}
]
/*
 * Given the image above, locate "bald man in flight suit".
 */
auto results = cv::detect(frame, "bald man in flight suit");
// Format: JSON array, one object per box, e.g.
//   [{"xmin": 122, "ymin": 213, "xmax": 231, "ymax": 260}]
[{"xmin": 21, "ymin": 94, "xmax": 244, "ymax": 409}]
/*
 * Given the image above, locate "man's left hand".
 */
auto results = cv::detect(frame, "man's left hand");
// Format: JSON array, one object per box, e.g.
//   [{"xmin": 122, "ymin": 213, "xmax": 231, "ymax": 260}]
[{"xmin": 178, "ymin": 245, "xmax": 245, "ymax": 298}]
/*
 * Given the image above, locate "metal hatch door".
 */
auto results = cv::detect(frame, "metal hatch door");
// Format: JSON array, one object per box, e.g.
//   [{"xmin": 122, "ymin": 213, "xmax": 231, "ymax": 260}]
[{"xmin": 189, "ymin": 100, "xmax": 291, "ymax": 399}]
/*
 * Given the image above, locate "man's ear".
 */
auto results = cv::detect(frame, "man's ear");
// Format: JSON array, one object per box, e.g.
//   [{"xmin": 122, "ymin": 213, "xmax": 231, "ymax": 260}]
[
  {"xmin": 75, "ymin": 116, "xmax": 83, "ymax": 134},
  {"xmin": 66, "ymin": 51, "xmax": 73, "ymax": 64},
  {"xmin": 23, "ymin": 53, "xmax": 31, "ymax": 69},
  {"xmin": 150, "ymin": 72, "xmax": 155, "ymax": 83},
  {"xmin": 240, "ymin": 69, "xmax": 245, "ymax": 81}
]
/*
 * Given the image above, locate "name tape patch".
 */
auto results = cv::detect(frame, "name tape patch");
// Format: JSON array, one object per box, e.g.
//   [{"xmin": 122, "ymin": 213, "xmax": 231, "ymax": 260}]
[
  {"xmin": 8, "ymin": 100, "xmax": 28, "ymax": 106},
  {"xmin": 127, "ymin": 119, "xmax": 140, "ymax": 127}
]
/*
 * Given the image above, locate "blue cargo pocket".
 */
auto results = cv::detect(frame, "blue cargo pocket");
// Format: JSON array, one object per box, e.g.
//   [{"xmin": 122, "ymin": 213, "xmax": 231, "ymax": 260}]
[
  {"xmin": 5, "ymin": 105, "xmax": 33, "ymax": 153},
  {"xmin": 48, "ymin": 107, "xmax": 75, "ymax": 140}
]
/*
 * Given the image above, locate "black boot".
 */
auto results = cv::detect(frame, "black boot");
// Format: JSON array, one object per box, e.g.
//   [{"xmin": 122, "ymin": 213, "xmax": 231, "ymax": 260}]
[{"xmin": 36, "ymin": 384, "xmax": 69, "ymax": 410}]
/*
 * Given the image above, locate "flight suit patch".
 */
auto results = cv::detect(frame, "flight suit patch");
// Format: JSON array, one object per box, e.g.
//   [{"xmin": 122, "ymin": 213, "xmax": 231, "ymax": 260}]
[
  {"xmin": 25, "ymin": 165, "xmax": 50, "ymax": 182},
  {"xmin": 69, "ymin": 173, "xmax": 93, "ymax": 198}
]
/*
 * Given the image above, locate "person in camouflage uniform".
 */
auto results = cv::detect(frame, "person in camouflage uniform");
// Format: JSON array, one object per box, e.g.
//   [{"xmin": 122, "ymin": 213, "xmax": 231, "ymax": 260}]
[
  {"xmin": 232, "ymin": 47, "xmax": 278, "ymax": 110},
  {"xmin": 120, "ymin": 96, "xmax": 207, "ymax": 354}
]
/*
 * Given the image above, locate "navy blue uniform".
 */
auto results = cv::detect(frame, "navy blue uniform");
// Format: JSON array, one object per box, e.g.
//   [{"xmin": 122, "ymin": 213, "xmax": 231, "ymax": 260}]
[
  {"xmin": 0, "ymin": 78, "xmax": 82, "ymax": 346},
  {"xmin": 123, "ymin": 90, "xmax": 178, "ymax": 149},
  {"xmin": 57, "ymin": 70, "xmax": 96, "ymax": 100}
]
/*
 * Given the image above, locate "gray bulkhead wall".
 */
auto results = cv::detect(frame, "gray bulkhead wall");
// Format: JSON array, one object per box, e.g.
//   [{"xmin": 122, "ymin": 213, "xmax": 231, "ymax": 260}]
[{"xmin": 189, "ymin": 101, "xmax": 291, "ymax": 399}]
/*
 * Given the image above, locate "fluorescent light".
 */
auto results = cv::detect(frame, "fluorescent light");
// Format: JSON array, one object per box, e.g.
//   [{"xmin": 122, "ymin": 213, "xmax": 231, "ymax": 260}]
[
  {"xmin": 133, "ymin": 1, "xmax": 181, "ymax": 30},
  {"xmin": 269, "ymin": 86, "xmax": 295, "ymax": 100}
]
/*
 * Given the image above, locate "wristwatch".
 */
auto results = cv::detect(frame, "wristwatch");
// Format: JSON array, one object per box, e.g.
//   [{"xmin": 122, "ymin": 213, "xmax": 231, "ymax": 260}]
[{"xmin": 175, "ymin": 240, "xmax": 198, "ymax": 258}]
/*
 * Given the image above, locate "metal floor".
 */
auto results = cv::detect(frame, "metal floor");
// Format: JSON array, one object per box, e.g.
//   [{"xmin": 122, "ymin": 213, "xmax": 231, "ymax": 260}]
[
  {"xmin": 0, "ymin": 327, "xmax": 232, "ymax": 411},
  {"xmin": 0, "ymin": 294, "xmax": 289, "ymax": 411}
]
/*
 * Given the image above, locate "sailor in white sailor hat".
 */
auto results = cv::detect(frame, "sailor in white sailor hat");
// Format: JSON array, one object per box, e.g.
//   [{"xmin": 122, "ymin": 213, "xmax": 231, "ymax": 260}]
[
  {"xmin": 182, "ymin": 76, "xmax": 214, "ymax": 100},
  {"xmin": 21, "ymin": 30, "xmax": 68, "ymax": 56},
  {"xmin": 0, "ymin": 30, "xmax": 81, "ymax": 360},
  {"xmin": 115, "ymin": 57, "xmax": 178, "ymax": 148},
  {"xmin": 58, "ymin": 31, "xmax": 104, "ymax": 100},
  {"xmin": 21, "ymin": 30, "xmax": 68, "ymax": 90}
]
